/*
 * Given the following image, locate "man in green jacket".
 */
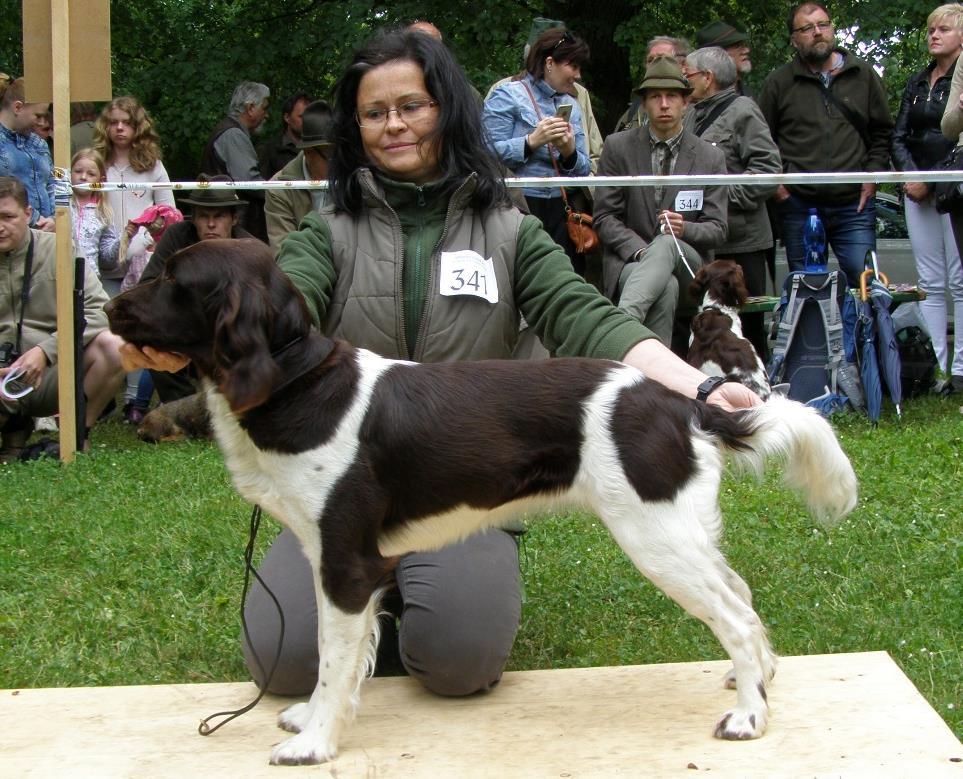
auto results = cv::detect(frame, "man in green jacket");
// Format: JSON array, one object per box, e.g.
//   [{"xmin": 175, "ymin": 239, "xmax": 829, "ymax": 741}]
[
  {"xmin": 265, "ymin": 101, "xmax": 334, "ymax": 251},
  {"xmin": 758, "ymin": 1, "xmax": 893, "ymax": 286}
]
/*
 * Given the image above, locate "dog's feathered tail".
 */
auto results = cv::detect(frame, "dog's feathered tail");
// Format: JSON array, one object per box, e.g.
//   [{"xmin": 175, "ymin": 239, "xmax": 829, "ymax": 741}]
[{"xmin": 696, "ymin": 395, "xmax": 858, "ymax": 526}]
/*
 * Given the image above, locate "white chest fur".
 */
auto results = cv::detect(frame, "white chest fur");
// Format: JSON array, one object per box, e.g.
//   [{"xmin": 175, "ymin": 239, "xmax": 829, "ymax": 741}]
[{"xmin": 203, "ymin": 352, "xmax": 392, "ymax": 552}]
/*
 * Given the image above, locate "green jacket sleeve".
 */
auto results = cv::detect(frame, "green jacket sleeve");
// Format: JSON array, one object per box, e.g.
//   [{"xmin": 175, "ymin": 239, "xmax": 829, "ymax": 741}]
[
  {"xmin": 513, "ymin": 215, "xmax": 656, "ymax": 361},
  {"xmin": 276, "ymin": 210, "xmax": 338, "ymax": 330}
]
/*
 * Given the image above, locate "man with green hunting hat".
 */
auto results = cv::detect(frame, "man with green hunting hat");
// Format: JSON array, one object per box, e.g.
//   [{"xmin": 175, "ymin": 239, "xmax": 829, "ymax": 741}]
[{"xmin": 594, "ymin": 56, "xmax": 728, "ymax": 350}]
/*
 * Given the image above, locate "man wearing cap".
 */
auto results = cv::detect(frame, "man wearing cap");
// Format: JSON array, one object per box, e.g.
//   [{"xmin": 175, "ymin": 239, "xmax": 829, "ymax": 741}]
[
  {"xmin": 696, "ymin": 21, "xmax": 754, "ymax": 97},
  {"xmin": 595, "ymin": 56, "xmax": 727, "ymax": 349},
  {"xmin": 684, "ymin": 46, "xmax": 781, "ymax": 358},
  {"xmin": 137, "ymin": 175, "xmax": 259, "ymax": 402},
  {"xmin": 613, "ymin": 36, "xmax": 693, "ymax": 133},
  {"xmin": 265, "ymin": 101, "xmax": 334, "ymax": 251},
  {"xmin": 758, "ymin": 1, "xmax": 893, "ymax": 287}
]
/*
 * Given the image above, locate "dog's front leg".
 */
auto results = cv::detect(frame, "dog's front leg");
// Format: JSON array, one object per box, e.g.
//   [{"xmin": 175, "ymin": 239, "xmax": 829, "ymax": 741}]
[{"xmin": 271, "ymin": 592, "xmax": 380, "ymax": 765}]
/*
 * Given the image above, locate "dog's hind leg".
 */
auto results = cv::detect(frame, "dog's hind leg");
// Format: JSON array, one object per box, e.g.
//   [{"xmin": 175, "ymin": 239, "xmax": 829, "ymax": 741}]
[
  {"xmin": 271, "ymin": 589, "xmax": 381, "ymax": 765},
  {"xmin": 598, "ymin": 495, "xmax": 772, "ymax": 741},
  {"xmin": 715, "ymin": 559, "xmax": 777, "ymax": 691}
]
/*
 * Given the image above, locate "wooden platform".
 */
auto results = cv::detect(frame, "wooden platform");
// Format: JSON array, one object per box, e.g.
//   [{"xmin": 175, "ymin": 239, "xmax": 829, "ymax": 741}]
[{"xmin": 3, "ymin": 652, "xmax": 961, "ymax": 777}]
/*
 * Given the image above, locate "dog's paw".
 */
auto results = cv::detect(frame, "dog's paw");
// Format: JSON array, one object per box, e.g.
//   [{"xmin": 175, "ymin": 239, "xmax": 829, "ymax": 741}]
[
  {"xmin": 713, "ymin": 708, "xmax": 767, "ymax": 740},
  {"xmin": 277, "ymin": 702, "xmax": 312, "ymax": 734},
  {"xmin": 270, "ymin": 732, "xmax": 336, "ymax": 766}
]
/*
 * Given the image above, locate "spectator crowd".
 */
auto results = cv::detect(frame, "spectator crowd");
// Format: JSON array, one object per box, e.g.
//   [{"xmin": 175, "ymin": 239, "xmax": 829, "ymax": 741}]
[{"xmin": 5, "ymin": 2, "xmax": 963, "ymax": 457}]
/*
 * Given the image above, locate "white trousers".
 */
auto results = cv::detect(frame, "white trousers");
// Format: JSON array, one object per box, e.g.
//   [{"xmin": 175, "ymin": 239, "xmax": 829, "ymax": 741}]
[{"xmin": 905, "ymin": 196, "xmax": 963, "ymax": 376}]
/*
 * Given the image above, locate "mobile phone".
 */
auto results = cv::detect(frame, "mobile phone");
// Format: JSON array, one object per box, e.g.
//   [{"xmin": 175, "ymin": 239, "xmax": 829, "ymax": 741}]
[{"xmin": 555, "ymin": 103, "xmax": 573, "ymax": 122}]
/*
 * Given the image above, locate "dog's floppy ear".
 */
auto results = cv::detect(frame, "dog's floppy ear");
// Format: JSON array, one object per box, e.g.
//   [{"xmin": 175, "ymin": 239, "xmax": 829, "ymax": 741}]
[
  {"xmin": 213, "ymin": 279, "xmax": 280, "ymax": 414},
  {"xmin": 688, "ymin": 265, "xmax": 710, "ymax": 301}
]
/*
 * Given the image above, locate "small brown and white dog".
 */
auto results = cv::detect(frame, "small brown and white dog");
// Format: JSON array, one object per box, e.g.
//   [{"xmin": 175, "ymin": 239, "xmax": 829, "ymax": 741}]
[
  {"xmin": 688, "ymin": 261, "xmax": 771, "ymax": 400},
  {"xmin": 106, "ymin": 240, "xmax": 857, "ymax": 766}
]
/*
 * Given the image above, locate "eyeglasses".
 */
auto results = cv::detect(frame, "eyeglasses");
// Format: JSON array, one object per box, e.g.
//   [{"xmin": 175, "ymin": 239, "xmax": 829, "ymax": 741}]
[
  {"xmin": 356, "ymin": 99, "xmax": 439, "ymax": 129},
  {"xmin": 685, "ymin": 70, "xmax": 707, "ymax": 79},
  {"xmin": 792, "ymin": 20, "xmax": 833, "ymax": 35}
]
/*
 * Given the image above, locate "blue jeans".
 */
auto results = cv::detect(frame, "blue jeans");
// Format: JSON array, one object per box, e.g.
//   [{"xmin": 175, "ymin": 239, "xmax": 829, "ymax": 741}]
[{"xmin": 779, "ymin": 194, "xmax": 876, "ymax": 287}]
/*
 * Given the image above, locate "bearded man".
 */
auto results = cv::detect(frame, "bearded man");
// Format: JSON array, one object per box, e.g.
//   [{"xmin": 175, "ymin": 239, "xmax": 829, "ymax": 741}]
[{"xmin": 758, "ymin": 2, "xmax": 893, "ymax": 286}]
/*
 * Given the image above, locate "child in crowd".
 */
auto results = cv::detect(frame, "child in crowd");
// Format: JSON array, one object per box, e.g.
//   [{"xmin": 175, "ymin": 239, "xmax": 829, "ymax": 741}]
[
  {"xmin": 69, "ymin": 148, "xmax": 121, "ymax": 280},
  {"xmin": 118, "ymin": 203, "xmax": 182, "ymax": 425},
  {"xmin": 93, "ymin": 95, "xmax": 176, "ymax": 423},
  {"xmin": 120, "ymin": 203, "xmax": 182, "ymax": 292}
]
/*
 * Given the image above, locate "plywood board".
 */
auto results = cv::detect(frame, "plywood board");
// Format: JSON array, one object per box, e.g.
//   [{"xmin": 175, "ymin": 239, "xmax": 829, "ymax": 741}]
[{"xmin": 2, "ymin": 652, "xmax": 961, "ymax": 777}]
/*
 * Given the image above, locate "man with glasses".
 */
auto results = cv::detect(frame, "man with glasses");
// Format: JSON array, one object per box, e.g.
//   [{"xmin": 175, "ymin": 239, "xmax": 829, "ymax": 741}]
[
  {"xmin": 685, "ymin": 47, "xmax": 781, "ymax": 359},
  {"xmin": 758, "ymin": 1, "xmax": 893, "ymax": 287},
  {"xmin": 265, "ymin": 101, "xmax": 335, "ymax": 251}
]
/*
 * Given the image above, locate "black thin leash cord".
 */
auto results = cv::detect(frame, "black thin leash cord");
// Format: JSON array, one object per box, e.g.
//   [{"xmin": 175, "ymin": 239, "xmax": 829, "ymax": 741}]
[{"xmin": 198, "ymin": 505, "xmax": 285, "ymax": 736}]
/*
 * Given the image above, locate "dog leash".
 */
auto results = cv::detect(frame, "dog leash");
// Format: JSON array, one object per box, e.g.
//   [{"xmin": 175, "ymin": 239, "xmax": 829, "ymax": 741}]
[
  {"xmin": 660, "ymin": 212, "xmax": 696, "ymax": 279},
  {"xmin": 198, "ymin": 504, "xmax": 285, "ymax": 736}
]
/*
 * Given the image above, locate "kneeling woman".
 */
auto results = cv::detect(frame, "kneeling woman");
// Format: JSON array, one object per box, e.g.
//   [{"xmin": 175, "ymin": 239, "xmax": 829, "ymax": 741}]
[{"xmin": 119, "ymin": 28, "xmax": 757, "ymax": 698}]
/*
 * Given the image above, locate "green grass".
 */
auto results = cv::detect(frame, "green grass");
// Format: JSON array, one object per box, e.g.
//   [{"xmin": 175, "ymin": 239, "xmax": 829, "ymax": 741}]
[{"xmin": 1, "ymin": 395, "xmax": 960, "ymax": 740}]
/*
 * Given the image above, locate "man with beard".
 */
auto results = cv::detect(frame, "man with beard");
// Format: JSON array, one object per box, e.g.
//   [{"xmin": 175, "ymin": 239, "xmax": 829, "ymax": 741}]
[
  {"xmin": 758, "ymin": 2, "xmax": 893, "ymax": 286},
  {"xmin": 201, "ymin": 81, "xmax": 271, "ymax": 241},
  {"xmin": 695, "ymin": 21, "xmax": 754, "ymax": 97}
]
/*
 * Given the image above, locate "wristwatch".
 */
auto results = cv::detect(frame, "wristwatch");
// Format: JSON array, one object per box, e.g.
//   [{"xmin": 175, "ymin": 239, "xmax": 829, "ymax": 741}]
[{"xmin": 696, "ymin": 376, "xmax": 727, "ymax": 402}]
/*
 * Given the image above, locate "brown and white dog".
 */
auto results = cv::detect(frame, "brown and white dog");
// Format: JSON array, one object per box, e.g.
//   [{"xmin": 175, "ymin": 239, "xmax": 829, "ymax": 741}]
[
  {"xmin": 106, "ymin": 240, "xmax": 857, "ymax": 766},
  {"xmin": 688, "ymin": 261, "xmax": 771, "ymax": 399}
]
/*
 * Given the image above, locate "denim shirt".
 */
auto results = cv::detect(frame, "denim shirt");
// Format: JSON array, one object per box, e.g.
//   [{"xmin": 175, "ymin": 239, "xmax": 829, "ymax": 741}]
[
  {"xmin": 0, "ymin": 124, "xmax": 54, "ymax": 222},
  {"xmin": 482, "ymin": 73, "xmax": 590, "ymax": 199}
]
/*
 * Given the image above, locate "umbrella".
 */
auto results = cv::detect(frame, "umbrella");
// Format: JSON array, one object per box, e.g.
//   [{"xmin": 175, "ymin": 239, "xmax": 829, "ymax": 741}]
[
  {"xmin": 855, "ymin": 288, "xmax": 883, "ymax": 424},
  {"xmin": 856, "ymin": 251, "xmax": 903, "ymax": 422},
  {"xmin": 866, "ymin": 274, "xmax": 903, "ymax": 420}
]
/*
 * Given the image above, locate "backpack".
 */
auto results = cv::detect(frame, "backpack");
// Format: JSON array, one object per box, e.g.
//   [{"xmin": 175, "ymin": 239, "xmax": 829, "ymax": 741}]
[{"xmin": 767, "ymin": 271, "xmax": 864, "ymax": 408}]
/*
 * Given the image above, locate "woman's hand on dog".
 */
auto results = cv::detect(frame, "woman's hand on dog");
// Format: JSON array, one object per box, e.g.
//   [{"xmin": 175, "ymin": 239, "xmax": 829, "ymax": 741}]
[
  {"xmin": 707, "ymin": 382, "xmax": 762, "ymax": 411},
  {"xmin": 119, "ymin": 342, "xmax": 190, "ymax": 373},
  {"xmin": 623, "ymin": 340, "xmax": 762, "ymax": 411}
]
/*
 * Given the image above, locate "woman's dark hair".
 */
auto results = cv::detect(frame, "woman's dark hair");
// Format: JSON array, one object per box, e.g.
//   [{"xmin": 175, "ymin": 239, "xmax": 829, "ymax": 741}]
[
  {"xmin": 329, "ymin": 29, "xmax": 509, "ymax": 214},
  {"xmin": 525, "ymin": 28, "xmax": 590, "ymax": 81}
]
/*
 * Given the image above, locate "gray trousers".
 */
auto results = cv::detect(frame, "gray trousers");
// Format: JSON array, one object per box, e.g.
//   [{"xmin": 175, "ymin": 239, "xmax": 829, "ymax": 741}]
[
  {"xmin": 616, "ymin": 234, "xmax": 702, "ymax": 345},
  {"xmin": 242, "ymin": 527, "xmax": 521, "ymax": 697}
]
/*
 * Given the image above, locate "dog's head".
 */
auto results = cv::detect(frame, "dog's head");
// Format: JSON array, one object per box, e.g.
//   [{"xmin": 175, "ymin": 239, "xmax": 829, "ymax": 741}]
[
  {"xmin": 689, "ymin": 307, "xmax": 737, "ymax": 344},
  {"xmin": 688, "ymin": 260, "xmax": 749, "ymax": 309},
  {"xmin": 107, "ymin": 239, "xmax": 314, "ymax": 414}
]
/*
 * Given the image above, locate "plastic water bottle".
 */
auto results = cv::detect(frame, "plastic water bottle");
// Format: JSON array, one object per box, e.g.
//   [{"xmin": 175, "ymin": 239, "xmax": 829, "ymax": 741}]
[{"xmin": 802, "ymin": 208, "xmax": 828, "ymax": 273}]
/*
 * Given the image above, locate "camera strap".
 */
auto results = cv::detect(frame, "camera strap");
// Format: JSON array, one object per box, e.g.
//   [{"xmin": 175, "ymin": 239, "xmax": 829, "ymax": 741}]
[{"xmin": 15, "ymin": 233, "xmax": 34, "ymax": 357}]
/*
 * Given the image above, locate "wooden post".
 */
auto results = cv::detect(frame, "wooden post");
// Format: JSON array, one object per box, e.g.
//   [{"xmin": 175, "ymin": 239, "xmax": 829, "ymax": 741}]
[
  {"xmin": 51, "ymin": 0, "xmax": 76, "ymax": 461},
  {"xmin": 22, "ymin": 0, "xmax": 111, "ymax": 462}
]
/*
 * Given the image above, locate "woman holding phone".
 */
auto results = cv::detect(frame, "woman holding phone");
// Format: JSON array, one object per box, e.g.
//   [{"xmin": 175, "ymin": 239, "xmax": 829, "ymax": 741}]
[{"xmin": 483, "ymin": 28, "xmax": 591, "ymax": 272}]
